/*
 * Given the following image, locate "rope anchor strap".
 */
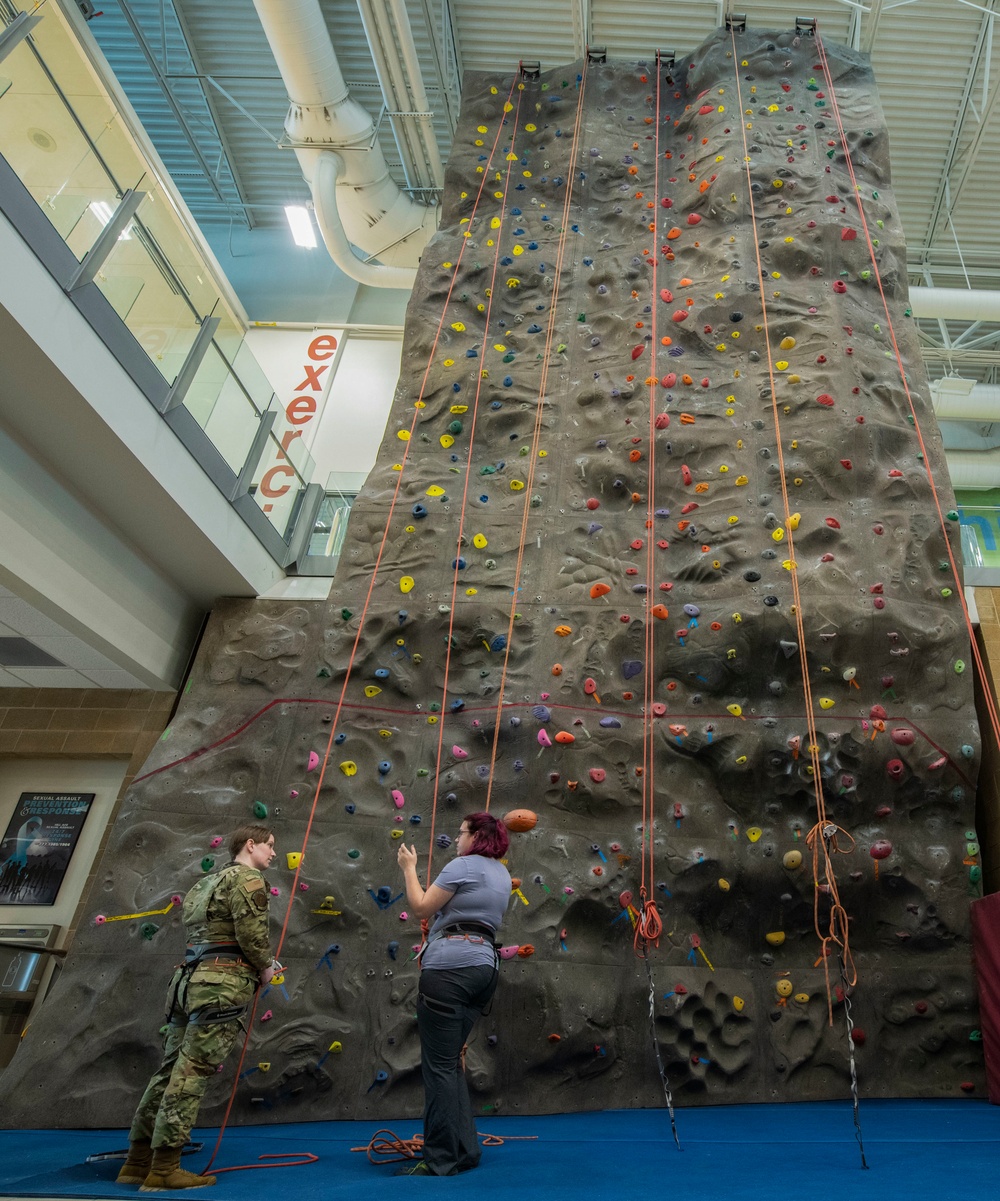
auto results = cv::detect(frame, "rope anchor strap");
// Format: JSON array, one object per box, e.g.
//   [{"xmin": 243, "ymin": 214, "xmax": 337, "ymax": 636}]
[{"xmin": 642, "ymin": 949, "xmax": 681, "ymax": 1150}]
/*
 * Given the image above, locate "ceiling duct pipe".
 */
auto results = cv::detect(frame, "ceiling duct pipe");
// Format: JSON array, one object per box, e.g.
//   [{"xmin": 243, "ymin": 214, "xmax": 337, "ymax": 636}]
[
  {"xmin": 944, "ymin": 451, "xmax": 1000, "ymax": 490},
  {"xmin": 909, "ymin": 287, "xmax": 1000, "ymax": 322},
  {"xmin": 931, "ymin": 381, "xmax": 1000, "ymax": 423},
  {"xmin": 252, "ymin": 0, "xmax": 438, "ymax": 288}
]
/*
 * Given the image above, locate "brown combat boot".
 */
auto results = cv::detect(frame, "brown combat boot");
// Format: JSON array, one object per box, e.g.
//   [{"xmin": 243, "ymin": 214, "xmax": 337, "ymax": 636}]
[
  {"xmin": 116, "ymin": 1139, "xmax": 153, "ymax": 1184},
  {"xmin": 139, "ymin": 1146, "xmax": 216, "ymax": 1191}
]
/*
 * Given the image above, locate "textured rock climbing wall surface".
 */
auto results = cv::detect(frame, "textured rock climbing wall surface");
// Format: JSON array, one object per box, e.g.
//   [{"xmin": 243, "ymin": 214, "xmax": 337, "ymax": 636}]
[{"xmin": 3, "ymin": 29, "xmax": 987, "ymax": 1127}]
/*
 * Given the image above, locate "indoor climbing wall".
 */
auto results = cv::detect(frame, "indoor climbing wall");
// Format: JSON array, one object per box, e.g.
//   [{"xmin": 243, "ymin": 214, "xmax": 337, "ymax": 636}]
[{"xmin": 2, "ymin": 27, "xmax": 986, "ymax": 1128}]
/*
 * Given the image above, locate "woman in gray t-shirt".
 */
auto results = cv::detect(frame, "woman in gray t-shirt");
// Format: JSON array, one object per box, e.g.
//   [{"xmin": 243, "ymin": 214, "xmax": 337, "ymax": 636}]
[{"xmin": 396, "ymin": 812, "xmax": 511, "ymax": 1176}]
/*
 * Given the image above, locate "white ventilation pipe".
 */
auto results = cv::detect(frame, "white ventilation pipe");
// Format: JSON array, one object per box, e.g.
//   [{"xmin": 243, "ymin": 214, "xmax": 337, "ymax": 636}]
[
  {"xmin": 252, "ymin": 0, "xmax": 438, "ymax": 287},
  {"xmin": 909, "ymin": 287, "xmax": 1000, "ymax": 322},
  {"xmin": 944, "ymin": 451, "xmax": 1000, "ymax": 490},
  {"xmin": 931, "ymin": 383, "xmax": 1000, "ymax": 423}
]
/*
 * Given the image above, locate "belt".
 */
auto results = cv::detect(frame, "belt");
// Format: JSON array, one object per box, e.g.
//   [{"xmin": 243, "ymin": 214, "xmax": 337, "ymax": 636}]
[
  {"xmin": 185, "ymin": 942, "xmax": 242, "ymax": 963},
  {"xmin": 440, "ymin": 923, "xmax": 496, "ymax": 943}
]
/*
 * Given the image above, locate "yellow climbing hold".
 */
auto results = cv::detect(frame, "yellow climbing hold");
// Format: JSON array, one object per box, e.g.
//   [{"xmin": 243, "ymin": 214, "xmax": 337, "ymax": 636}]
[
  {"xmin": 525, "ymin": 123, "xmax": 537, "ymax": 131},
  {"xmin": 339, "ymin": 761, "xmax": 357, "ymax": 776},
  {"xmin": 776, "ymin": 361, "xmax": 788, "ymax": 371},
  {"xmin": 426, "ymin": 485, "xmax": 446, "ymax": 497},
  {"xmin": 451, "ymin": 322, "xmax": 466, "ymax": 331},
  {"xmin": 787, "ymin": 512, "xmax": 800, "ymax": 530},
  {"xmin": 719, "ymin": 878, "xmax": 731, "ymax": 892},
  {"xmin": 728, "ymin": 515, "xmax": 739, "ymax": 525},
  {"xmin": 440, "ymin": 435, "xmax": 455, "ymax": 449},
  {"xmin": 747, "ymin": 827, "xmax": 762, "ymax": 843},
  {"xmin": 397, "ymin": 430, "xmax": 410, "ymax": 441},
  {"xmin": 794, "ymin": 993, "xmax": 810, "ymax": 1004},
  {"xmin": 399, "ymin": 576, "xmax": 415, "ymax": 594},
  {"xmin": 473, "ymin": 533, "xmax": 488, "ymax": 549},
  {"xmin": 443, "ymin": 358, "xmax": 455, "ymax": 367},
  {"xmin": 783, "ymin": 850, "xmax": 803, "ymax": 869},
  {"xmin": 490, "ymin": 217, "xmax": 501, "ymax": 229},
  {"xmin": 466, "ymin": 588, "xmax": 478, "ymax": 596},
  {"xmin": 780, "ymin": 336, "xmax": 796, "ymax": 350},
  {"xmin": 733, "ymin": 996, "xmax": 745, "ymax": 1012},
  {"xmin": 782, "ymin": 559, "xmax": 797, "ymax": 571},
  {"xmin": 772, "ymin": 527, "xmax": 785, "ymax": 542},
  {"xmin": 765, "ymin": 931, "xmax": 786, "ymax": 946},
  {"xmin": 513, "ymin": 245, "xmax": 524, "ymax": 255},
  {"xmin": 735, "ymin": 475, "xmax": 748, "ymax": 486},
  {"xmin": 450, "ymin": 404, "xmax": 468, "ymax": 414},
  {"xmin": 819, "ymin": 697, "xmax": 835, "ymax": 709},
  {"xmin": 510, "ymin": 479, "xmax": 525, "ymax": 491}
]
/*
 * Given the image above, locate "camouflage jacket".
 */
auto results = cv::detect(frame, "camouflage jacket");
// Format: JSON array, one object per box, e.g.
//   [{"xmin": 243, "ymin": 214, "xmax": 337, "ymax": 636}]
[{"xmin": 182, "ymin": 863, "xmax": 273, "ymax": 972}]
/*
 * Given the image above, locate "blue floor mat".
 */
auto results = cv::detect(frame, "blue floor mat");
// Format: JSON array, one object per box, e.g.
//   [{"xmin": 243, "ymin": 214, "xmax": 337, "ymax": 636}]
[{"xmin": 1, "ymin": 1100, "xmax": 997, "ymax": 1201}]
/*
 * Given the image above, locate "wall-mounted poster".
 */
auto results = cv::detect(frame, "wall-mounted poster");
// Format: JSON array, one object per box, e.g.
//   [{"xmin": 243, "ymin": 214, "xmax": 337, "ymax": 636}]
[{"xmin": 0, "ymin": 793, "xmax": 94, "ymax": 906}]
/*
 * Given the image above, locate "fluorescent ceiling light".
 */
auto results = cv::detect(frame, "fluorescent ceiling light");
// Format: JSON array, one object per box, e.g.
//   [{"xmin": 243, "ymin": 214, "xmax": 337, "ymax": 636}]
[{"xmin": 285, "ymin": 205, "xmax": 317, "ymax": 248}]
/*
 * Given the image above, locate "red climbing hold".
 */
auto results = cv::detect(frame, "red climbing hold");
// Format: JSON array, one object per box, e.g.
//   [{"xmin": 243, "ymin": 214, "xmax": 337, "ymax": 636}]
[
  {"xmin": 632, "ymin": 345, "xmax": 645, "ymax": 360},
  {"xmin": 672, "ymin": 310, "xmax": 688, "ymax": 323},
  {"xmin": 681, "ymin": 464, "xmax": 693, "ymax": 486},
  {"xmin": 655, "ymin": 413, "xmax": 670, "ymax": 429},
  {"xmin": 698, "ymin": 104, "xmax": 715, "ymax": 114},
  {"xmin": 816, "ymin": 393, "xmax": 835, "ymax": 406},
  {"xmin": 840, "ymin": 459, "xmax": 853, "ymax": 470},
  {"xmin": 687, "ymin": 213, "xmax": 702, "ymax": 225},
  {"xmin": 833, "ymin": 280, "xmax": 848, "ymax": 293},
  {"xmin": 660, "ymin": 288, "xmax": 673, "ymax": 303},
  {"xmin": 586, "ymin": 497, "xmax": 600, "ymax": 510},
  {"xmin": 680, "ymin": 502, "xmax": 698, "ymax": 515},
  {"xmin": 660, "ymin": 197, "xmax": 673, "ymax": 208},
  {"xmin": 825, "ymin": 517, "xmax": 841, "ymax": 529},
  {"xmin": 841, "ymin": 228, "xmax": 857, "ymax": 241},
  {"xmin": 662, "ymin": 372, "xmax": 677, "ymax": 387}
]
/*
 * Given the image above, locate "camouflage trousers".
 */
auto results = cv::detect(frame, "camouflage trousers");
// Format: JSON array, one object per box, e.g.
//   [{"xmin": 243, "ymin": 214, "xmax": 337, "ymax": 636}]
[{"xmin": 129, "ymin": 963, "xmax": 257, "ymax": 1149}]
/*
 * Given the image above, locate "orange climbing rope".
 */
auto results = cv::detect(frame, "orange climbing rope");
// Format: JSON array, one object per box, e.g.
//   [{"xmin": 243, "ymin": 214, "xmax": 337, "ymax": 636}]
[
  {"xmin": 424, "ymin": 82, "xmax": 528, "ymax": 878},
  {"xmin": 201, "ymin": 75, "xmax": 522, "ymax": 1176},
  {"xmin": 814, "ymin": 32, "xmax": 1000, "ymax": 760},
  {"xmin": 354, "ymin": 1128, "xmax": 537, "ymax": 1164},
  {"xmin": 729, "ymin": 27, "xmax": 855, "ymax": 1016},
  {"xmin": 636, "ymin": 52, "xmax": 666, "ymax": 957},
  {"xmin": 482, "ymin": 62, "xmax": 593, "ymax": 810}
]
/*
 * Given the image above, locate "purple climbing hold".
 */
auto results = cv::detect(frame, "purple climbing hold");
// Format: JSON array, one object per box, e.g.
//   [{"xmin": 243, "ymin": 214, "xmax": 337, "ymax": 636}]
[
  {"xmin": 622, "ymin": 661, "xmax": 643, "ymax": 680},
  {"xmin": 532, "ymin": 704, "xmax": 552, "ymax": 721},
  {"xmin": 599, "ymin": 717, "xmax": 623, "ymax": 728}
]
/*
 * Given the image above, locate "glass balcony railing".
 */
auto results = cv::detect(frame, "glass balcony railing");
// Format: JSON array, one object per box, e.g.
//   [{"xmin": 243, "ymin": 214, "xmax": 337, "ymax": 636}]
[{"xmin": 0, "ymin": 1, "xmax": 317, "ymax": 563}]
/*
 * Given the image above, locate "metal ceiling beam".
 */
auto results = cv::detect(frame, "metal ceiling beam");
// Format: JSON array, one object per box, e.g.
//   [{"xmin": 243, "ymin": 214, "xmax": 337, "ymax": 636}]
[
  {"xmin": 417, "ymin": 0, "xmax": 459, "ymax": 135},
  {"xmin": 572, "ymin": 0, "xmax": 590, "ymax": 60},
  {"xmin": 171, "ymin": 0, "xmax": 257, "ymax": 228},
  {"xmin": 114, "ymin": 0, "xmax": 236, "ymax": 213},
  {"xmin": 920, "ymin": 2, "xmax": 1000, "ymax": 265}
]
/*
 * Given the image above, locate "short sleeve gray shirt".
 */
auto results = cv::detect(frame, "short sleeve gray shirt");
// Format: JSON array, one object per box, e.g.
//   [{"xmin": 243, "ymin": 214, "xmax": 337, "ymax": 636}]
[{"xmin": 422, "ymin": 854, "xmax": 511, "ymax": 969}]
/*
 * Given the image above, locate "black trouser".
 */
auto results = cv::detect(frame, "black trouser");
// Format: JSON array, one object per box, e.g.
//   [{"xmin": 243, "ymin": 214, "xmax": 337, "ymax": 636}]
[{"xmin": 417, "ymin": 964, "xmax": 498, "ymax": 1175}]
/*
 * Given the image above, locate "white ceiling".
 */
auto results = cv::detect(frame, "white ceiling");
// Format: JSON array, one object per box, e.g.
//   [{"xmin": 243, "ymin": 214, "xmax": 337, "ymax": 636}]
[{"xmin": 0, "ymin": 586, "xmax": 149, "ymax": 689}]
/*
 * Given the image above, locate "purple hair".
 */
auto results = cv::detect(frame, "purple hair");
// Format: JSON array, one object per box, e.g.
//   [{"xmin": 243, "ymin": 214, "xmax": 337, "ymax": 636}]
[{"xmin": 463, "ymin": 811, "xmax": 509, "ymax": 859}]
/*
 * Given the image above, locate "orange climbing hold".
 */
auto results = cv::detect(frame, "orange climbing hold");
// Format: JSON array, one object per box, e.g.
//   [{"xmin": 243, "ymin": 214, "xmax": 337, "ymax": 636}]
[
  {"xmin": 651, "ymin": 604, "xmax": 669, "ymax": 619},
  {"xmin": 666, "ymin": 227, "xmax": 682, "ymax": 239},
  {"xmin": 590, "ymin": 582, "xmax": 611, "ymax": 598},
  {"xmin": 503, "ymin": 809, "xmax": 538, "ymax": 832},
  {"xmin": 554, "ymin": 731, "xmax": 576, "ymax": 745}
]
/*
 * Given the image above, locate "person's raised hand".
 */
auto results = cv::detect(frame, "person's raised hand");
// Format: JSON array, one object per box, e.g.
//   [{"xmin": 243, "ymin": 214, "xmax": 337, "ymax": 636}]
[{"xmin": 397, "ymin": 843, "xmax": 418, "ymax": 871}]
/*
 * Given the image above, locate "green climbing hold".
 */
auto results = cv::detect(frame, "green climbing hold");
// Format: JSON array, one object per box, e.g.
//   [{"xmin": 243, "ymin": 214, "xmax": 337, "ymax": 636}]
[
  {"xmin": 253, "ymin": 801, "xmax": 268, "ymax": 819},
  {"xmin": 955, "ymin": 659, "xmax": 966, "ymax": 674},
  {"xmin": 201, "ymin": 857, "xmax": 215, "ymax": 873},
  {"xmin": 971, "ymin": 1029, "xmax": 983, "ymax": 1041},
  {"xmin": 503, "ymin": 353, "xmax": 515, "ymax": 363},
  {"xmin": 946, "ymin": 510, "xmax": 960, "ymax": 522},
  {"xmin": 317, "ymin": 667, "xmax": 331, "ymax": 678},
  {"xmin": 417, "ymin": 768, "xmax": 429, "ymax": 777},
  {"xmin": 577, "ymin": 313, "xmax": 586, "ymax": 322},
  {"xmin": 970, "ymin": 865, "xmax": 983, "ymax": 884},
  {"xmin": 341, "ymin": 608, "xmax": 353, "ymax": 620},
  {"xmin": 941, "ymin": 588, "xmax": 953, "ymax": 598},
  {"xmin": 448, "ymin": 420, "xmax": 463, "ymax": 435},
  {"xmin": 905, "ymin": 306, "xmax": 912, "ymax": 316},
  {"xmin": 429, "ymin": 702, "xmax": 441, "ymax": 712},
  {"xmin": 348, "ymin": 849, "xmax": 361, "ymax": 859},
  {"xmin": 140, "ymin": 922, "xmax": 159, "ymax": 940},
  {"xmin": 480, "ymin": 465, "xmax": 497, "ymax": 475}
]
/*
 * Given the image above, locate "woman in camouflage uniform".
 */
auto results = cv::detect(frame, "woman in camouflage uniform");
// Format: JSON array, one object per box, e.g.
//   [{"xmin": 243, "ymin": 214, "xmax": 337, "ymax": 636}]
[{"xmin": 116, "ymin": 824, "xmax": 277, "ymax": 1191}]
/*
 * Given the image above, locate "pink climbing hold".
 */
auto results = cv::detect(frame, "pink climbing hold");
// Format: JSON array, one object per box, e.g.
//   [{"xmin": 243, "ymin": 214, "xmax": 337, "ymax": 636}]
[
  {"xmin": 655, "ymin": 413, "xmax": 670, "ymax": 428},
  {"xmin": 452, "ymin": 745, "xmax": 469, "ymax": 760},
  {"xmin": 538, "ymin": 729, "xmax": 552, "ymax": 747},
  {"xmin": 660, "ymin": 197, "xmax": 673, "ymax": 208},
  {"xmin": 890, "ymin": 728, "xmax": 915, "ymax": 746},
  {"xmin": 662, "ymin": 372, "xmax": 677, "ymax": 388},
  {"xmin": 289, "ymin": 790, "xmax": 299, "ymax": 799},
  {"xmin": 886, "ymin": 759, "xmax": 905, "ymax": 780},
  {"xmin": 589, "ymin": 768, "xmax": 607, "ymax": 783},
  {"xmin": 499, "ymin": 945, "xmax": 520, "ymax": 959},
  {"xmin": 660, "ymin": 288, "xmax": 673, "ymax": 303},
  {"xmin": 687, "ymin": 213, "xmax": 702, "ymax": 225},
  {"xmin": 672, "ymin": 310, "xmax": 689, "ymax": 323},
  {"xmin": 392, "ymin": 789, "xmax": 406, "ymax": 808},
  {"xmin": 210, "ymin": 837, "xmax": 223, "ymax": 848},
  {"xmin": 260, "ymin": 1010, "xmax": 273, "ymax": 1022},
  {"xmin": 584, "ymin": 677, "xmax": 598, "ymax": 695},
  {"xmin": 307, "ymin": 751, "xmax": 320, "ymax": 772},
  {"xmin": 927, "ymin": 756, "xmax": 948, "ymax": 771}
]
